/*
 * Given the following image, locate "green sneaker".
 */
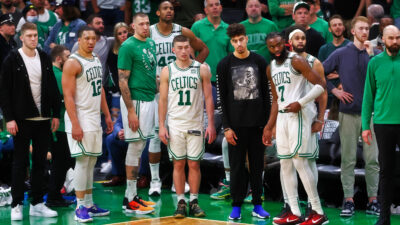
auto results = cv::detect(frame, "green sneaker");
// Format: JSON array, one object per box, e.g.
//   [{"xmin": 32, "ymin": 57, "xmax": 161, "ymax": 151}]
[
  {"xmin": 244, "ymin": 191, "xmax": 265, "ymax": 204},
  {"xmin": 210, "ymin": 179, "xmax": 230, "ymax": 200}
]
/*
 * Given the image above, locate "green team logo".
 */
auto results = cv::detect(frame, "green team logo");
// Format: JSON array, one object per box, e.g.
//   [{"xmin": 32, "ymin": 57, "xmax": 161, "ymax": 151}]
[
  {"xmin": 171, "ymin": 75, "xmax": 199, "ymax": 106},
  {"xmin": 86, "ymin": 66, "xmax": 102, "ymax": 97},
  {"xmin": 142, "ymin": 48, "xmax": 156, "ymax": 72}
]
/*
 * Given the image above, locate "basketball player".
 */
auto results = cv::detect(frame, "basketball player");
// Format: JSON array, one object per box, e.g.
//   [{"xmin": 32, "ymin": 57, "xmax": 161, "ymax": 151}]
[
  {"xmin": 274, "ymin": 26, "xmax": 328, "ymax": 220},
  {"xmin": 62, "ymin": 26, "xmax": 113, "ymax": 223},
  {"xmin": 148, "ymin": 0, "xmax": 209, "ymax": 196},
  {"xmin": 264, "ymin": 32, "xmax": 328, "ymax": 225},
  {"xmin": 118, "ymin": 13, "xmax": 157, "ymax": 214},
  {"xmin": 158, "ymin": 35, "xmax": 216, "ymax": 218}
]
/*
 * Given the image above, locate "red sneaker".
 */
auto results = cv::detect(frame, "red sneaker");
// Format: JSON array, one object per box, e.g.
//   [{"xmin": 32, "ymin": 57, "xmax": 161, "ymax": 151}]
[
  {"xmin": 300, "ymin": 210, "xmax": 329, "ymax": 225},
  {"xmin": 273, "ymin": 210, "xmax": 303, "ymax": 225}
]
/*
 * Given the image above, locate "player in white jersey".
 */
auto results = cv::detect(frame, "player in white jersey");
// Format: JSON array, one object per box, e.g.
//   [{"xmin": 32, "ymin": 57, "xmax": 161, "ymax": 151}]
[
  {"xmin": 63, "ymin": 26, "xmax": 113, "ymax": 223},
  {"xmin": 263, "ymin": 32, "xmax": 329, "ymax": 225},
  {"xmin": 275, "ymin": 26, "xmax": 329, "ymax": 222},
  {"xmin": 159, "ymin": 35, "xmax": 216, "ymax": 218},
  {"xmin": 147, "ymin": 0, "xmax": 209, "ymax": 196}
]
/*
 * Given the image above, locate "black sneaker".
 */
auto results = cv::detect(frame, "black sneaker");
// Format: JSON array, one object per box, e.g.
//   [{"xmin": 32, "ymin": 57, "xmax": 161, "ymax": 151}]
[
  {"xmin": 304, "ymin": 202, "xmax": 312, "ymax": 220},
  {"xmin": 340, "ymin": 201, "xmax": 355, "ymax": 217},
  {"xmin": 273, "ymin": 203, "xmax": 291, "ymax": 220},
  {"xmin": 366, "ymin": 200, "xmax": 380, "ymax": 216},
  {"xmin": 189, "ymin": 199, "xmax": 206, "ymax": 217},
  {"xmin": 174, "ymin": 199, "xmax": 187, "ymax": 218},
  {"xmin": 46, "ymin": 197, "xmax": 73, "ymax": 207}
]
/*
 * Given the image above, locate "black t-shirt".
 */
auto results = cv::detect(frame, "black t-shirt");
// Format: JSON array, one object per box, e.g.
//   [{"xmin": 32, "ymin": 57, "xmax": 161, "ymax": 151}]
[
  {"xmin": 306, "ymin": 28, "xmax": 326, "ymax": 58},
  {"xmin": 216, "ymin": 52, "xmax": 270, "ymax": 129}
]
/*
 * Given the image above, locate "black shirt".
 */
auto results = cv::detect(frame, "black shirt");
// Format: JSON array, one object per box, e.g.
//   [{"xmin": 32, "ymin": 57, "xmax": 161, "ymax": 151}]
[
  {"xmin": 0, "ymin": 34, "xmax": 17, "ymax": 69},
  {"xmin": 216, "ymin": 52, "xmax": 270, "ymax": 129},
  {"xmin": 305, "ymin": 27, "xmax": 326, "ymax": 58}
]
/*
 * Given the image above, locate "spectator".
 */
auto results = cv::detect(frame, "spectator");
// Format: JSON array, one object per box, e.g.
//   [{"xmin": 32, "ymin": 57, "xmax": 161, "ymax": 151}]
[
  {"xmin": 44, "ymin": 0, "xmax": 85, "ymax": 53},
  {"xmin": 268, "ymin": 0, "xmax": 296, "ymax": 31},
  {"xmin": 13, "ymin": 0, "xmax": 25, "ymax": 12},
  {"xmin": 240, "ymin": 0, "xmax": 278, "ymax": 63},
  {"xmin": 0, "ymin": 22, "xmax": 61, "ymax": 221},
  {"xmin": 366, "ymin": 0, "xmax": 391, "ymax": 15},
  {"xmin": 0, "ymin": 14, "xmax": 17, "ymax": 66},
  {"xmin": 362, "ymin": 25, "xmax": 400, "ymax": 225},
  {"xmin": 323, "ymin": 16, "xmax": 380, "ymax": 218},
  {"xmin": 53, "ymin": 0, "xmax": 63, "ymax": 17},
  {"xmin": 46, "ymin": 45, "xmax": 74, "ymax": 208},
  {"xmin": 191, "ymin": 0, "xmax": 230, "ymax": 84},
  {"xmin": 392, "ymin": 0, "xmax": 400, "ymax": 29},
  {"xmin": 16, "ymin": 0, "xmax": 59, "ymax": 49},
  {"xmin": 72, "ymin": 14, "xmax": 113, "ymax": 86},
  {"xmin": 170, "ymin": 0, "xmax": 204, "ymax": 28},
  {"xmin": 371, "ymin": 15, "xmax": 394, "ymax": 51},
  {"xmin": 304, "ymin": 0, "xmax": 332, "ymax": 42},
  {"xmin": 290, "ymin": 1, "xmax": 325, "ymax": 57},
  {"xmin": 0, "ymin": 0, "xmax": 22, "ymax": 26},
  {"xmin": 367, "ymin": 4, "xmax": 384, "ymax": 40},
  {"xmin": 91, "ymin": 0, "xmax": 124, "ymax": 36}
]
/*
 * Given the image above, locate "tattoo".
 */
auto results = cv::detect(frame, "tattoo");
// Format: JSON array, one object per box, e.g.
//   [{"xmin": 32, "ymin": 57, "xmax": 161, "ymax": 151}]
[{"xmin": 119, "ymin": 70, "xmax": 134, "ymax": 110}]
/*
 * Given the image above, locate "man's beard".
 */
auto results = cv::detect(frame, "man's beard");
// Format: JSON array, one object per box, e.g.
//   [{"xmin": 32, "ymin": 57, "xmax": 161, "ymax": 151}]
[
  {"xmin": 332, "ymin": 31, "xmax": 343, "ymax": 38},
  {"xmin": 95, "ymin": 29, "xmax": 103, "ymax": 36},
  {"xmin": 387, "ymin": 44, "xmax": 400, "ymax": 55},
  {"xmin": 293, "ymin": 45, "xmax": 305, "ymax": 53},
  {"xmin": 271, "ymin": 47, "xmax": 288, "ymax": 62}
]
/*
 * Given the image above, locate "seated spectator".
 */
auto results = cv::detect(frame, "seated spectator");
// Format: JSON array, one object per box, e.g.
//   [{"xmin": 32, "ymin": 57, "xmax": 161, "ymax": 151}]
[
  {"xmin": 371, "ymin": 15, "xmax": 394, "ymax": 51},
  {"xmin": 44, "ymin": 0, "xmax": 86, "ymax": 53}
]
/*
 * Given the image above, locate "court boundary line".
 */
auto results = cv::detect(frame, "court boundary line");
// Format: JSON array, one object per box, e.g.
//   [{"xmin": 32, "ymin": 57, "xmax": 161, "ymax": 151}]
[{"xmin": 106, "ymin": 216, "xmax": 255, "ymax": 225}]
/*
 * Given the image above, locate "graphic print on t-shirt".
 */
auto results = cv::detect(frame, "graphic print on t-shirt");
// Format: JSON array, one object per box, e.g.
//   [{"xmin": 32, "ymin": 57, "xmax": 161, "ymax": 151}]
[{"xmin": 231, "ymin": 65, "xmax": 259, "ymax": 100}]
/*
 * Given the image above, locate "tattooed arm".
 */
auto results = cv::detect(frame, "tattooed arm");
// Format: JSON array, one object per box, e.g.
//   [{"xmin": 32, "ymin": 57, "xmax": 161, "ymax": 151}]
[{"xmin": 119, "ymin": 69, "xmax": 139, "ymax": 132}]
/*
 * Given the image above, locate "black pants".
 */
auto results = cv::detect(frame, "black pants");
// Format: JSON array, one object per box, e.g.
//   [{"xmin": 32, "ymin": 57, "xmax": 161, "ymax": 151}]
[
  {"xmin": 48, "ymin": 131, "xmax": 74, "ymax": 200},
  {"xmin": 229, "ymin": 126, "xmax": 264, "ymax": 207},
  {"xmin": 374, "ymin": 124, "xmax": 400, "ymax": 225},
  {"xmin": 11, "ymin": 120, "xmax": 51, "ymax": 207}
]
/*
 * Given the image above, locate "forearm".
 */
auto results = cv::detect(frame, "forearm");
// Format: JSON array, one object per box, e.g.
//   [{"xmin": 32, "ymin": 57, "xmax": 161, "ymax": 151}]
[
  {"xmin": 100, "ymin": 88, "xmax": 111, "ymax": 118},
  {"xmin": 265, "ymin": 101, "xmax": 278, "ymax": 130},
  {"xmin": 64, "ymin": 95, "xmax": 80, "ymax": 127},
  {"xmin": 316, "ymin": 91, "xmax": 328, "ymax": 121},
  {"xmin": 194, "ymin": 47, "xmax": 209, "ymax": 63},
  {"xmin": 205, "ymin": 95, "xmax": 215, "ymax": 129},
  {"xmin": 158, "ymin": 99, "xmax": 167, "ymax": 128},
  {"xmin": 118, "ymin": 70, "xmax": 134, "ymax": 111},
  {"xmin": 298, "ymin": 84, "xmax": 325, "ymax": 106}
]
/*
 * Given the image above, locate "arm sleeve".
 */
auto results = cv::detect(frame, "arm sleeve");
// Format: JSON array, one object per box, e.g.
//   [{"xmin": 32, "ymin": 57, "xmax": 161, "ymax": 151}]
[
  {"xmin": 268, "ymin": 0, "xmax": 285, "ymax": 16},
  {"xmin": 322, "ymin": 51, "xmax": 339, "ymax": 92},
  {"xmin": 216, "ymin": 58, "xmax": 231, "ymax": 129},
  {"xmin": 361, "ymin": 61, "xmax": 376, "ymax": 131}
]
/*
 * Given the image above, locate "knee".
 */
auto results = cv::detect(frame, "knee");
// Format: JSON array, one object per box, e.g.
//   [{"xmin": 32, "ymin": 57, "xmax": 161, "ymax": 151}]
[
  {"xmin": 188, "ymin": 160, "xmax": 200, "ymax": 171},
  {"xmin": 173, "ymin": 160, "xmax": 186, "ymax": 171}
]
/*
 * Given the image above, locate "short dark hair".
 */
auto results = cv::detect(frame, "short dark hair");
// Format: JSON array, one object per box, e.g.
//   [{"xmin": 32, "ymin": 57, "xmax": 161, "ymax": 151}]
[
  {"xmin": 380, "ymin": 14, "xmax": 394, "ymax": 22},
  {"xmin": 227, "ymin": 23, "xmax": 246, "ymax": 38},
  {"xmin": 50, "ymin": 45, "xmax": 68, "ymax": 62},
  {"xmin": 172, "ymin": 35, "xmax": 189, "ymax": 46},
  {"xmin": 285, "ymin": 25, "xmax": 306, "ymax": 41},
  {"xmin": 328, "ymin": 14, "xmax": 344, "ymax": 27},
  {"xmin": 266, "ymin": 32, "xmax": 283, "ymax": 42},
  {"xmin": 158, "ymin": 0, "xmax": 172, "ymax": 10},
  {"xmin": 78, "ymin": 26, "xmax": 95, "ymax": 38},
  {"xmin": 20, "ymin": 22, "xmax": 37, "ymax": 35},
  {"xmin": 62, "ymin": 5, "xmax": 81, "ymax": 21},
  {"xmin": 86, "ymin": 14, "xmax": 101, "ymax": 25},
  {"xmin": 132, "ymin": 12, "xmax": 148, "ymax": 22}
]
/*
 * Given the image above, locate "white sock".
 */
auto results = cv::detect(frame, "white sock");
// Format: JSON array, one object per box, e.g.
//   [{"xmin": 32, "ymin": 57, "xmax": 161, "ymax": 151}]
[
  {"xmin": 177, "ymin": 194, "xmax": 185, "ymax": 202},
  {"xmin": 190, "ymin": 193, "xmax": 198, "ymax": 202},
  {"xmin": 77, "ymin": 198, "xmax": 85, "ymax": 208},
  {"xmin": 85, "ymin": 194, "xmax": 93, "ymax": 207},
  {"xmin": 281, "ymin": 159, "xmax": 301, "ymax": 216},
  {"xmin": 150, "ymin": 163, "xmax": 160, "ymax": 182},
  {"xmin": 125, "ymin": 179, "xmax": 137, "ymax": 202},
  {"xmin": 225, "ymin": 171, "xmax": 230, "ymax": 182}
]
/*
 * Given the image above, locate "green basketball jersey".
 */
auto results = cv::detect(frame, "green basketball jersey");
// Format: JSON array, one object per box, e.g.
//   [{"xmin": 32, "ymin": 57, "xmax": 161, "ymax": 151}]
[{"xmin": 37, "ymin": 10, "xmax": 58, "ymax": 48}]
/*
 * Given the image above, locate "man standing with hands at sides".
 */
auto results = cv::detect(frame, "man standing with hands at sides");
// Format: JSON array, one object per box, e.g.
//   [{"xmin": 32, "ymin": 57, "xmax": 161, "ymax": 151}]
[
  {"xmin": 118, "ymin": 13, "xmax": 157, "ymax": 215},
  {"xmin": 362, "ymin": 25, "xmax": 400, "ymax": 225},
  {"xmin": 323, "ymin": 16, "xmax": 381, "ymax": 218},
  {"xmin": 148, "ymin": 0, "xmax": 209, "ymax": 196},
  {"xmin": 62, "ymin": 26, "xmax": 113, "ymax": 223},
  {"xmin": 264, "ymin": 32, "xmax": 328, "ymax": 225},
  {"xmin": 159, "ymin": 35, "xmax": 216, "ymax": 218},
  {"xmin": 217, "ymin": 23, "xmax": 270, "ymax": 220}
]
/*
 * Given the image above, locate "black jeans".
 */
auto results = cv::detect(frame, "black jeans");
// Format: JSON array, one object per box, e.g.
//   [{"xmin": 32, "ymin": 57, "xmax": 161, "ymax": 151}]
[
  {"xmin": 48, "ymin": 131, "xmax": 74, "ymax": 200},
  {"xmin": 11, "ymin": 120, "xmax": 51, "ymax": 207},
  {"xmin": 229, "ymin": 126, "xmax": 265, "ymax": 207},
  {"xmin": 374, "ymin": 124, "xmax": 400, "ymax": 225}
]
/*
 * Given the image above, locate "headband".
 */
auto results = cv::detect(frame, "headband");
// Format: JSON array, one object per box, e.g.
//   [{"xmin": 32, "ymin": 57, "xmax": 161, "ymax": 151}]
[{"xmin": 289, "ymin": 29, "xmax": 305, "ymax": 40}]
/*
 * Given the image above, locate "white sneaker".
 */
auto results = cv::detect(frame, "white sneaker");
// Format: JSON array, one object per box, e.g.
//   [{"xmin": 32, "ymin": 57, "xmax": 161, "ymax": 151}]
[
  {"xmin": 29, "ymin": 203, "xmax": 58, "ymax": 217},
  {"xmin": 0, "ymin": 188, "xmax": 6, "ymax": 207},
  {"xmin": 63, "ymin": 168, "xmax": 74, "ymax": 193},
  {"xmin": 11, "ymin": 204, "xmax": 23, "ymax": 221},
  {"xmin": 171, "ymin": 182, "xmax": 190, "ymax": 193},
  {"xmin": 100, "ymin": 161, "xmax": 112, "ymax": 174},
  {"xmin": 148, "ymin": 180, "xmax": 162, "ymax": 196}
]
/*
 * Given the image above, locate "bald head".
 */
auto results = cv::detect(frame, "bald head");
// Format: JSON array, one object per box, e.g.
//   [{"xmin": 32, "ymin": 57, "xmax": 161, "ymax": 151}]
[
  {"xmin": 383, "ymin": 25, "xmax": 399, "ymax": 37},
  {"xmin": 382, "ymin": 25, "xmax": 400, "ymax": 55}
]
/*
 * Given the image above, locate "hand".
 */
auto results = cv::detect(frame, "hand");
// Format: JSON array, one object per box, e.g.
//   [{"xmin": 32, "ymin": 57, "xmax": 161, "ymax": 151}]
[
  {"xmin": 285, "ymin": 102, "xmax": 302, "ymax": 113},
  {"xmin": 72, "ymin": 124, "xmax": 83, "ymax": 141},
  {"xmin": 311, "ymin": 121, "xmax": 324, "ymax": 133},
  {"xmin": 326, "ymin": 72, "xmax": 339, "ymax": 80},
  {"xmin": 93, "ymin": 5, "xmax": 100, "ymax": 14},
  {"xmin": 364, "ymin": 40, "xmax": 374, "ymax": 56},
  {"xmin": 224, "ymin": 129, "xmax": 238, "ymax": 146},
  {"xmin": 205, "ymin": 125, "xmax": 216, "ymax": 144},
  {"xmin": 51, "ymin": 118, "xmax": 59, "ymax": 132},
  {"xmin": 105, "ymin": 116, "xmax": 114, "ymax": 134},
  {"xmin": 262, "ymin": 126, "xmax": 273, "ymax": 146},
  {"xmin": 47, "ymin": 152, "xmax": 52, "ymax": 160},
  {"xmin": 159, "ymin": 126, "xmax": 169, "ymax": 145},
  {"xmin": 49, "ymin": 43, "xmax": 56, "ymax": 49},
  {"xmin": 362, "ymin": 130, "xmax": 373, "ymax": 145},
  {"xmin": 261, "ymin": 3, "xmax": 268, "ymax": 13},
  {"xmin": 7, "ymin": 120, "xmax": 18, "ymax": 136},
  {"xmin": 127, "ymin": 109, "xmax": 139, "ymax": 132},
  {"xmin": 118, "ymin": 129, "xmax": 125, "ymax": 140},
  {"xmin": 331, "ymin": 88, "xmax": 353, "ymax": 104}
]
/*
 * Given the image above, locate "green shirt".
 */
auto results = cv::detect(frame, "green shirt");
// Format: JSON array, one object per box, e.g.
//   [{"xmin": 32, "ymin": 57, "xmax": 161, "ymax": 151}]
[
  {"xmin": 310, "ymin": 17, "xmax": 333, "ymax": 43},
  {"xmin": 256, "ymin": 45, "xmax": 272, "ymax": 65},
  {"xmin": 118, "ymin": 36, "xmax": 157, "ymax": 101},
  {"xmin": 53, "ymin": 65, "xmax": 65, "ymax": 132},
  {"xmin": 268, "ymin": 0, "xmax": 296, "ymax": 31},
  {"xmin": 362, "ymin": 51, "xmax": 400, "ymax": 130},
  {"xmin": 391, "ymin": 0, "xmax": 400, "ymax": 19},
  {"xmin": 130, "ymin": 0, "xmax": 158, "ymax": 24},
  {"xmin": 191, "ymin": 17, "xmax": 230, "ymax": 82},
  {"xmin": 37, "ymin": 10, "xmax": 58, "ymax": 48},
  {"xmin": 240, "ymin": 18, "xmax": 278, "ymax": 52},
  {"xmin": 56, "ymin": 24, "xmax": 69, "ymax": 46}
]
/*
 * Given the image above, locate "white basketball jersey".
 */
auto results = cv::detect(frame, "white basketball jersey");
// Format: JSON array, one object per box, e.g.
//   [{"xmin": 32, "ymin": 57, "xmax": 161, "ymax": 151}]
[
  {"xmin": 270, "ymin": 52, "xmax": 312, "ymax": 110},
  {"xmin": 65, "ymin": 53, "xmax": 103, "ymax": 132},
  {"xmin": 167, "ymin": 60, "xmax": 203, "ymax": 130},
  {"xmin": 150, "ymin": 23, "xmax": 182, "ymax": 75}
]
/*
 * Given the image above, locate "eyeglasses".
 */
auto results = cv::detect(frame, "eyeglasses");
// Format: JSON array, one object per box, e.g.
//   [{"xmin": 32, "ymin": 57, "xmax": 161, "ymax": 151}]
[{"xmin": 117, "ymin": 30, "xmax": 128, "ymax": 35}]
